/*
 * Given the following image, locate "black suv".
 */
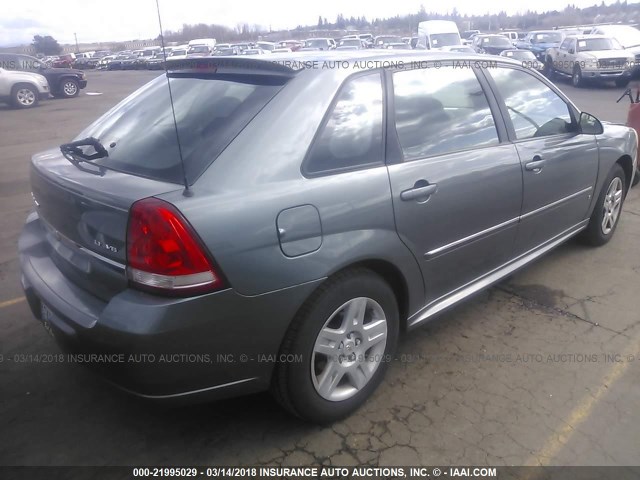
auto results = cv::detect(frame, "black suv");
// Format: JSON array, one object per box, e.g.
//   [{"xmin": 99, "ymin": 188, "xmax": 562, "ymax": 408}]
[{"xmin": 0, "ymin": 53, "xmax": 87, "ymax": 98}]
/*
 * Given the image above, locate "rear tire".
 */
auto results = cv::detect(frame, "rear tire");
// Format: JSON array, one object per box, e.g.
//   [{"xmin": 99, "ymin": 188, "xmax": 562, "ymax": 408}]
[
  {"xmin": 272, "ymin": 268, "xmax": 399, "ymax": 423},
  {"xmin": 579, "ymin": 164, "xmax": 627, "ymax": 246},
  {"xmin": 11, "ymin": 83, "xmax": 39, "ymax": 109}
]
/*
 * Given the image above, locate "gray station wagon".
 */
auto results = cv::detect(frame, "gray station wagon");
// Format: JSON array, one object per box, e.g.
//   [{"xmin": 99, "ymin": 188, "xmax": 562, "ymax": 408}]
[{"xmin": 19, "ymin": 52, "xmax": 637, "ymax": 423}]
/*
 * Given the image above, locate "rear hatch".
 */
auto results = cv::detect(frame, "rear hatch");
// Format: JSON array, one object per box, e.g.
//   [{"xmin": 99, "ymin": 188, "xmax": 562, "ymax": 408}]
[
  {"xmin": 31, "ymin": 153, "xmax": 180, "ymax": 301},
  {"xmin": 30, "ymin": 58, "xmax": 293, "ymax": 302}
]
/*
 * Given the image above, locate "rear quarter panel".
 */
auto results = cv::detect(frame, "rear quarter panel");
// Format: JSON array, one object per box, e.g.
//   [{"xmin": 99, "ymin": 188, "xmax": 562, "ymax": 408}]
[{"xmin": 160, "ymin": 67, "xmax": 425, "ymax": 314}]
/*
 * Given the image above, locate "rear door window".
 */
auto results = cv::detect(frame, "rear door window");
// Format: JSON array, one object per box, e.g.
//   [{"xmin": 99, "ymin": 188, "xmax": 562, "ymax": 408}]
[
  {"xmin": 304, "ymin": 72, "xmax": 384, "ymax": 176},
  {"xmin": 392, "ymin": 66, "xmax": 500, "ymax": 160},
  {"xmin": 76, "ymin": 73, "xmax": 287, "ymax": 184}
]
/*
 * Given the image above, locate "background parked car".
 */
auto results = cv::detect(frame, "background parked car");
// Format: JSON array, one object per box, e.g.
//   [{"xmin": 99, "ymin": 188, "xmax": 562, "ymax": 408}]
[
  {"xmin": 277, "ymin": 40, "xmax": 303, "ymax": 51},
  {"xmin": 256, "ymin": 41, "xmax": 277, "ymax": 52},
  {"xmin": 241, "ymin": 48, "xmax": 266, "ymax": 55},
  {"xmin": 0, "ymin": 53, "xmax": 86, "ymax": 98},
  {"xmin": 442, "ymin": 45, "xmax": 476, "ymax": 53},
  {"xmin": 589, "ymin": 24, "xmax": 640, "ymax": 75},
  {"xmin": 472, "ymin": 34, "xmax": 515, "ymax": 55},
  {"xmin": 73, "ymin": 56, "xmax": 100, "ymax": 69},
  {"xmin": 304, "ymin": 38, "xmax": 336, "ymax": 50},
  {"xmin": 106, "ymin": 54, "xmax": 143, "ymax": 70},
  {"xmin": 145, "ymin": 50, "xmax": 169, "ymax": 70},
  {"xmin": 337, "ymin": 38, "xmax": 367, "ymax": 50},
  {"xmin": 166, "ymin": 46, "xmax": 189, "ymax": 60},
  {"xmin": 213, "ymin": 47, "xmax": 242, "ymax": 56},
  {"xmin": 545, "ymin": 34, "xmax": 634, "ymax": 87},
  {"xmin": 374, "ymin": 35, "xmax": 404, "ymax": 48},
  {"xmin": 186, "ymin": 45, "xmax": 212, "ymax": 58},
  {"xmin": 516, "ymin": 30, "xmax": 566, "ymax": 60},
  {"xmin": 386, "ymin": 42, "xmax": 413, "ymax": 50},
  {"xmin": 97, "ymin": 55, "xmax": 116, "ymax": 69},
  {"xmin": 500, "ymin": 49, "xmax": 545, "ymax": 72},
  {"xmin": 52, "ymin": 53, "xmax": 76, "ymax": 68},
  {"xmin": 0, "ymin": 67, "xmax": 49, "ymax": 108}
]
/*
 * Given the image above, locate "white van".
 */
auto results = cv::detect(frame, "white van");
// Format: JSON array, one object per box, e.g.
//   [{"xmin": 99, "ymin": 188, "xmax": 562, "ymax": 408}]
[{"xmin": 417, "ymin": 20, "xmax": 462, "ymax": 50}]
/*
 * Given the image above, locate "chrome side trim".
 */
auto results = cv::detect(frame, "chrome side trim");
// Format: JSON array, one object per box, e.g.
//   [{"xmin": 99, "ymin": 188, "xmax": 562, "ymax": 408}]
[
  {"xmin": 424, "ymin": 186, "xmax": 593, "ymax": 258},
  {"xmin": 115, "ymin": 377, "xmax": 259, "ymax": 400},
  {"xmin": 40, "ymin": 216, "xmax": 126, "ymax": 271},
  {"xmin": 409, "ymin": 219, "xmax": 589, "ymax": 328},
  {"xmin": 520, "ymin": 186, "xmax": 592, "ymax": 220},
  {"xmin": 425, "ymin": 217, "xmax": 519, "ymax": 257}
]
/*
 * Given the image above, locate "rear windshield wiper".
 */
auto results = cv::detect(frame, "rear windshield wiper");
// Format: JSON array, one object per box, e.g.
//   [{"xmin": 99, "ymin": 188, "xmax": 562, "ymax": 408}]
[{"xmin": 60, "ymin": 137, "xmax": 109, "ymax": 176}]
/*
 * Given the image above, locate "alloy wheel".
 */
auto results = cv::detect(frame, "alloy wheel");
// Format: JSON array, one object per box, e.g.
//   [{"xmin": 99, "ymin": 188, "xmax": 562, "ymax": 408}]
[
  {"xmin": 63, "ymin": 81, "xmax": 78, "ymax": 96},
  {"xmin": 311, "ymin": 297, "xmax": 388, "ymax": 402},
  {"xmin": 601, "ymin": 177, "xmax": 623, "ymax": 235},
  {"xmin": 17, "ymin": 88, "xmax": 36, "ymax": 106}
]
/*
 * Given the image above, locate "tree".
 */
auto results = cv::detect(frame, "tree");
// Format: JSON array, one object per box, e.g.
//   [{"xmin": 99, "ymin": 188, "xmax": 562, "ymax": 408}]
[
  {"xmin": 32, "ymin": 35, "xmax": 62, "ymax": 55},
  {"xmin": 318, "ymin": 16, "xmax": 323, "ymax": 28}
]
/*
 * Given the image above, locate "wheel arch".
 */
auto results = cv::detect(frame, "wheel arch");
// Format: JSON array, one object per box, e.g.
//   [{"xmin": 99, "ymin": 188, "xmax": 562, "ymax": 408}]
[
  {"xmin": 55, "ymin": 75, "xmax": 78, "ymax": 91},
  {"xmin": 11, "ymin": 81, "xmax": 38, "ymax": 93},
  {"xmin": 313, "ymin": 259, "xmax": 412, "ymax": 332},
  {"xmin": 616, "ymin": 154, "xmax": 634, "ymax": 194}
]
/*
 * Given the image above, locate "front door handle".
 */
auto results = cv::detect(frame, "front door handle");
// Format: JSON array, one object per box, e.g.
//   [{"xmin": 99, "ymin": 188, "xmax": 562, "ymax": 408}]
[
  {"xmin": 525, "ymin": 157, "xmax": 546, "ymax": 173},
  {"xmin": 400, "ymin": 183, "xmax": 438, "ymax": 201}
]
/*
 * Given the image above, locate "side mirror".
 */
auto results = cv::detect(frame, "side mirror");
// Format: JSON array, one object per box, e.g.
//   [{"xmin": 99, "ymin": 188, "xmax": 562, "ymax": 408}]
[
  {"xmin": 568, "ymin": 48, "xmax": 575, "ymax": 54},
  {"xmin": 579, "ymin": 112, "xmax": 603, "ymax": 135}
]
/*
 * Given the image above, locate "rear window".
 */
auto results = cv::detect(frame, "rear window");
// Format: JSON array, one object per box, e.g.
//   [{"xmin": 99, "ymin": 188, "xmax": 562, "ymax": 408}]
[{"xmin": 76, "ymin": 73, "xmax": 286, "ymax": 184}]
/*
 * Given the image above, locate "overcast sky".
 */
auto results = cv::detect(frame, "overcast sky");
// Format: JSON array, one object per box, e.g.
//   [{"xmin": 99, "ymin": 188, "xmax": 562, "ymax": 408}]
[{"xmin": 0, "ymin": 0, "xmax": 618, "ymax": 47}]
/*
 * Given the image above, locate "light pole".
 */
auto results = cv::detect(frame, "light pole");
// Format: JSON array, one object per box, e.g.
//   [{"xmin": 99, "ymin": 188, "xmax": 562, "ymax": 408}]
[{"xmin": 74, "ymin": 32, "xmax": 79, "ymax": 53}]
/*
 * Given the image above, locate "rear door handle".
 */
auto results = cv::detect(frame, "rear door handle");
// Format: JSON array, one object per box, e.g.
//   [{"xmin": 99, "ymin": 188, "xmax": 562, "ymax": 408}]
[
  {"xmin": 400, "ymin": 183, "xmax": 438, "ymax": 201},
  {"xmin": 525, "ymin": 157, "xmax": 546, "ymax": 172}
]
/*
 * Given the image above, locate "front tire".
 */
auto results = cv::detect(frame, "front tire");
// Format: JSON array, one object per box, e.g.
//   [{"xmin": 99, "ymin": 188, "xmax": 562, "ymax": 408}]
[
  {"xmin": 580, "ymin": 164, "xmax": 627, "ymax": 246},
  {"xmin": 272, "ymin": 268, "xmax": 399, "ymax": 423},
  {"xmin": 544, "ymin": 57, "xmax": 555, "ymax": 79},
  {"xmin": 58, "ymin": 78, "xmax": 79, "ymax": 98},
  {"xmin": 11, "ymin": 83, "xmax": 38, "ymax": 109},
  {"xmin": 572, "ymin": 66, "xmax": 584, "ymax": 87}
]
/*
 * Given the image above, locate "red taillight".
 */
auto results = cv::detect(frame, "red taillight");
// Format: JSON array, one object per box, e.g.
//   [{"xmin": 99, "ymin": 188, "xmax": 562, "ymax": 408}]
[{"xmin": 126, "ymin": 197, "xmax": 224, "ymax": 295}]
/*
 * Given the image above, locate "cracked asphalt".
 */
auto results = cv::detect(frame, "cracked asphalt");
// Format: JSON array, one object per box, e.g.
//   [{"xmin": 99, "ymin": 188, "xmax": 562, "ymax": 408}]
[{"xmin": 1, "ymin": 70, "xmax": 639, "ymax": 467}]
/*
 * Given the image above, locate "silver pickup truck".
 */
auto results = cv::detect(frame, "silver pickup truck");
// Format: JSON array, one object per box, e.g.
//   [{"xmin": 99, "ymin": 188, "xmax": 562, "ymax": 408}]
[{"xmin": 545, "ymin": 34, "xmax": 635, "ymax": 87}]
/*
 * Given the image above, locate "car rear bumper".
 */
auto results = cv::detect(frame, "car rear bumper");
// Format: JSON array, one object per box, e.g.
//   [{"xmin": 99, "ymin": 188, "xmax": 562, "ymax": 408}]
[{"xmin": 19, "ymin": 211, "xmax": 321, "ymax": 402}]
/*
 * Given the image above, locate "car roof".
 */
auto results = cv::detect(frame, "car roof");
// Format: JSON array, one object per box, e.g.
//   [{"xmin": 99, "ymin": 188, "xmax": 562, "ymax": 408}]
[{"xmin": 166, "ymin": 50, "xmax": 523, "ymax": 76}]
